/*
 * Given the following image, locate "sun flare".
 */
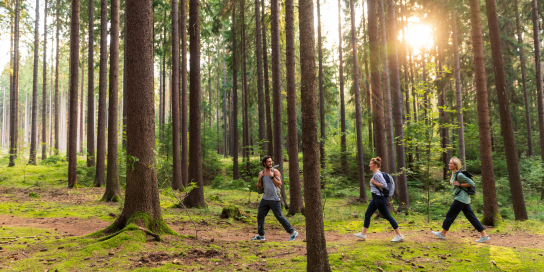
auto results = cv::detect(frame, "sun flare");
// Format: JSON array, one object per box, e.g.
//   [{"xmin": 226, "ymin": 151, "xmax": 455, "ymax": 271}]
[{"xmin": 405, "ymin": 24, "xmax": 433, "ymax": 48}]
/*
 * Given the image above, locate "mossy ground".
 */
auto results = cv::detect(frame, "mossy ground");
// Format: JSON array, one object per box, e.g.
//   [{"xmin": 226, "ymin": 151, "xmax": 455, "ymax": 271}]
[{"xmin": 0, "ymin": 154, "xmax": 543, "ymax": 271}]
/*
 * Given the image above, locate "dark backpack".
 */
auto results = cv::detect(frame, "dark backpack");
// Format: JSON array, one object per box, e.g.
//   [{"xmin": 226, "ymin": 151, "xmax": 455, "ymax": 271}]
[
  {"xmin": 377, "ymin": 172, "xmax": 395, "ymax": 197},
  {"xmin": 454, "ymin": 170, "xmax": 476, "ymax": 196}
]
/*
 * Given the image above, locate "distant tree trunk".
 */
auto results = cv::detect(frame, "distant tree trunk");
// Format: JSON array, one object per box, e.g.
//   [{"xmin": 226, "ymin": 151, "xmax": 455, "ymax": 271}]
[
  {"xmin": 183, "ymin": 0, "xmax": 206, "ymax": 208},
  {"xmin": 271, "ymin": 0, "xmax": 288, "ymax": 208},
  {"xmin": 30, "ymin": 0, "xmax": 40, "ymax": 165},
  {"xmin": 40, "ymin": 0, "xmax": 48, "ymax": 161},
  {"xmin": 9, "ymin": 0, "xmax": 20, "ymax": 167},
  {"xmin": 285, "ymin": 0, "xmax": 303, "ymax": 215},
  {"xmin": 171, "ymin": 0, "xmax": 182, "ymax": 190},
  {"xmin": 122, "ymin": 16, "xmax": 127, "ymax": 150},
  {"xmin": 241, "ymin": 3, "xmax": 249, "ymax": 172},
  {"xmin": 317, "ymin": 0, "xmax": 325, "ymax": 169},
  {"xmin": 231, "ymin": 2, "xmax": 240, "ymax": 180},
  {"xmin": 110, "ymin": 0, "xmax": 173, "ymax": 233},
  {"xmin": 181, "ymin": 0, "xmax": 188, "ymax": 186},
  {"xmin": 54, "ymin": 0, "xmax": 60, "ymax": 155},
  {"xmin": 378, "ymin": 0, "xmax": 394, "ymax": 173},
  {"xmin": 468, "ymin": 0, "xmax": 501, "ymax": 226},
  {"xmin": 350, "ymin": 0, "xmax": 367, "ymax": 203},
  {"xmin": 484, "ymin": 0, "xmax": 527, "ymax": 220},
  {"xmin": 102, "ymin": 0, "xmax": 121, "ymax": 202},
  {"xmin": 262, "ymin": 1, "xmax": 273, "ymax": 158},
  {"xmin": 68, "ymin": 0, "xmax": 80, "ymax": 188},
  {"xmin": 513, "ymin": 0, "xmax": 530, "ymax": 156},
  {"xmin": 368, "ymin": 0, "xmax": 387, "ymax": 171},
  {"xmin": 87, "ymin": 0, "xmax": 95, "ymax": 166},
  {"xmin": 222, "ymin": 41, "xmax": 228, "ymax": 157},
  {"xmin": 387, "ymin": 0, "xmax": 408, "ymax": 211},
  {"xmin": 299, "ymin": 0, "xmax": 331, "ymax": 268},
  {"xmin": 338, "ymin": 0, "xmax": 346, "ymax": 169},
  {"xmin": 95, "ymin": 0, "xmax": 108, "ymax": 187},
  {"xmin": 530, "ymin": 0, "xmax": 544, "ymax": 200},
  {"xmin": 79, "ymin": 63, "xmax": 84, "ymax": 155},
  {"xmin": 452, "ymin": 11, "xmax": 466, "ymax": 166},
  {"xmin": 362, "ymin": 3, "xmax": 373, "ymax": 154},
  {"xmin": 255, "ymin": 0, "xmax": 265, "ymax": 155}
]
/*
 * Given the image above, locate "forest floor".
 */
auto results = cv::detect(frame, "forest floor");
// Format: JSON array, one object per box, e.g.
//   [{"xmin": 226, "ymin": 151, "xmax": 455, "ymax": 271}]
[{"xmin": 0, "ymin": 162, "xmax": 543, "ymax": 271}]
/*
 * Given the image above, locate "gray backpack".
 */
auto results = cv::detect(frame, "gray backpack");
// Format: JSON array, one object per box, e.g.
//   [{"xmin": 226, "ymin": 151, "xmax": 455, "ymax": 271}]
[{"xmin": 377, "ymin": 172, "xmax": 395, "ymax": 197}]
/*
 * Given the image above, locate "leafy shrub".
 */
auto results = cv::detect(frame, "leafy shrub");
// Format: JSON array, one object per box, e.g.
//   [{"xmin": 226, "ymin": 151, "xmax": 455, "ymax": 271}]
[{"xmin": 40, "ymin": 155, "xmax": 63, "ymax": 165}]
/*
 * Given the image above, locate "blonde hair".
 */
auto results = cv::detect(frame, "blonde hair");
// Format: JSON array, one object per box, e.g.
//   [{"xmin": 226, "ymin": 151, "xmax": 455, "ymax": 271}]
[
  {"xmin": 371, "ymin": 157, "xmax": 382, "ymax": 169},
  {"xmin": 450, "ymin": 157, "xmax": 462, "ymax": 171}
]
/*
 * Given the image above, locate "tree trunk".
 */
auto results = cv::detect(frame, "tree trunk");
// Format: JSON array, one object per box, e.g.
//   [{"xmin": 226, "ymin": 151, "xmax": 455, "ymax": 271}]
[
  {"xmin": 40, "ymin": 0, "xmax": 48, "ymax": 161},
  {"xmin": 181, "ymin": 0, "xmax": 188, "ymax": 186},
  {"xmin": 122, "ymin": 13, "xmax": 127, "ymax": 150},
  {"xmin": 87, "ymin": 0, "xmax": 95, "ymax": 166},
  {"xmin": 102, "ymin": 0, "xmax": 121, "ymax": 202},
  {"xmin": 452, "ymin": 11, "xmax": 466, "ymax": 166},
  {"xmin": 30, "ymin": 0, "xmax": 40, "ymax": 165},
  {"xmin": 317, "ymin": 0, "xmax": 325, "ymax": 169},
  {"xmin": 271, "ymin": 0, "xmax": 288, "ymax": 208},
  {"xmin": 222, "ymin": 41, "xmax": 228, "ymax": 157},
  {"xmin": 9, "ymin": 0, "xmax": 20, "ymax": 167},
  {"xmin": 262, "ymin": 0, "xmax": 273, "ymax": 159},
  {"xmin": 299, "ymin": 0, "xmax": 331, "ymax": 268},
  {"xmin": 171, "ymin": 0, "xmax": 182, "ymax": 190},
  {"xmin": 183, "ymin": 0, "xmax": 206, "ymax": 208},
  {"xmin": 255, "ymin": 0, "xmax": 265, "ymax": 155},
  {"xmin": 285, "ymin": 0, "xmax": 302, "ymax": 215},
  {"xmin": 241, "ymin": 4, "xmax": 249, "ymax": 172},
  {"xmin": 68, "ymin": 0, "xmax": 80, "ymax": 188},
  {"xmin": 468, "ymin": 0, "xmax": 501, "ymax": 226},
  {"xmin": 95, "ymin": 0, "xmax": 108, "ymax": 187},
  {"xmin": 387, "ymin": 0, "xmax": 408, "ymax": 211},
  {"xmin": 362, "ymin": 3, "xmax": 373, "ymax": 155},
  {"xmin": 110, "ymin": 0, "xmax": 173, "ymax": 234},
  {"xmin": 378, "ymin": 0, "xmax": 394, "ymax": 174},
  {"xmin": 338, "ymin": 0, "xmax": 346, "ymax": 169},
  {"xmin": 483, "ymin": 0, "xmax": 527, "ymax": 220},
  {"xmin": 368, "ymin": 0, "xmax": 387, "ymax": 172},
  {"xmin": 54, "ymin": 0, "xmax": 60, "ymax": 155},
  {"xmin": 79, "ymin": 62, "xmax": 84, "ymax": 155},
  {"xmin": 231, "ymin": 2, "xmax": 240, "ymax": 180}
]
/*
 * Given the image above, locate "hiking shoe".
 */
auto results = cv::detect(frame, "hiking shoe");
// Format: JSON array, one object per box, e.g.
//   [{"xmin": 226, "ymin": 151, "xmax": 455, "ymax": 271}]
[
  {"xmin": 432, "ymin": 231, "xmax": 446, "ymax": 239},
  {"xmin": 391, "ymin": 235, "xmax": 405, "ymax": 242},
  {"xmin": 354, "ymin": 232, "xmax": 366, "ymax": 240},
  {"xmin": 475, "ymin": 236, "xmax": 490, "ymax": 243},
  {"xmin": 251, "ymin": 235, "xmax": 265, "ymax": 241},
  {"xmin": 288, "ymin": 231, "xmax": 299, "ymax": 241}
]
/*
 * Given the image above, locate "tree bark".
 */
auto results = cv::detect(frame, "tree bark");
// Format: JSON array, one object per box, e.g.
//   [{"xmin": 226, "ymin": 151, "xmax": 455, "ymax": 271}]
[
  {"xmin": 285, "ymin": 0, "xmax": 302, "ymax": 215},
  {"xmin": 68, "ymin": 0, "xmax": 80, "ymax": 188},
  {"xmin": 262, "ymin": 0, "xmax": 273, "ymax": 159},
  {"xmin": 183, "ymin": 0, "xmax": 206, "ymax": 208},
  {"xmin": 468, "ymin": 0, "xmax": 501, "ymax": 225},
  {"xmin": 171, "ymin": 0, "xmax": 182, "ymax": 190},
  {"xmin": 30, "ymin": 0, "xmax": 40, "ymax": 165},
  {"xmin": 222, "ymin": 41, "xmax": 228, "ymax": 157},
  {"xmin": 317, "ymin": 0, "xmax": 325, "ymax": 169},
  {"xmin": 9, "ymin": 0, "xmax": 20, "ymax": 167},
  {"xmin": 299, "ymin": 0, "xmax": 331, "ymax": 268},
  {"xmin": 338, "ymin": 0, "xmax": 346, "ymax": 169},
  {"xmin": 79, "ymin": 62, "xmax": 84, "ymax": 155},
  {"xmin": 452, "ymin": 11, "xmax": 465, "ymax": 166},
  {"xmin": 40, "ymin": 0, "xmax": 49, "ymax": 161},
  {"xmin": 271, "ymin": 0, "xmax": 288, "ymax": 208},
  {"xmin": 387, "ymin": 0, "xmax": 408, "ymax": 211},
  {"xmin": 95, "ymin": 0, "xmax": 108, "ymax": 187},
  {"xmin": 181, "ymin": 0, "xmax": 188, "ymax": 186},
  {"xmin": 255, "ymin": 0, "xmax": 265, "ymax": 155},
  {"xmin": 231, "ymin": 1, "xmax": 240, "ymax": 180},
  {"xmin": 54, "ymin": 0, "xmax": 60, "ymax": 155},
  {"xmin": 87, "ymin": 0, "xmax": 95, "ymax": 166},
  {"xmin": 102, "ymin": 0, "xmax": 121, "ymax": 202},
  {"xmin": 241, "ymin": 3, "xmax": 249, "ymax": 171},
  {"xmin": 362, "ymin": 3, "xmax": 373, "ymax": 154}
]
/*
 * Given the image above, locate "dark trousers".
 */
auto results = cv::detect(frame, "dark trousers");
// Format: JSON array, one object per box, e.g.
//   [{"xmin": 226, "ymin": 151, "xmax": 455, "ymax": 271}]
[
  {"xmin": 442, "ymin": 200, "xmax": 485, "ymax": 232},
  {"xmin": 257, "ymin": 199, "xmax": 294, "ymax": 236},
  {"xmin": 364, "ymin": 193, "xmax": 399, "ymax": 229}
]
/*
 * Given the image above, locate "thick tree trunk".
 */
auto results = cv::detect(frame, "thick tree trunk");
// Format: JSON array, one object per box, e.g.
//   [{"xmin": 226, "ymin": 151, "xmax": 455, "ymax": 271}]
[
  {"xmin": 102, "ymin": 0, "xmax": 121, "ymax": 202},
  {"xmin": 30, "ymin": 0, "xmax": 40, "ymax": 165},
  {"xmin": 468, "ymin": 0, "xmax": 501, "ymax": 225},
  {"xmin": 183, "ymin": 0, "xmax": 206, "ymax": 208},
  {"xmin": 387, "ymin": 0, "xmax": 408, "ymax": 211},
  {"xmin": 299, "ymin": 0, "xmax": 331, "ymax": 268},
  {"xmin": 181, "ymin": 0, "xmax": 188, "ymax": 186},
  {"xmin": 285, "ymin": 0, "xmax": 302, "ymax": 215},
  {"xmin": 171, "ymin": 0, "xmax": 182, "ymax": 190},
  {"xmin": 317, "ymin": 0, "xmax": 325, "ymax": 169},
  {"xmin": 271, "ymin": 0, "xmax": 288, "ymax": 208},
  {"xmin": 231, "ymin": 2, "xmax": 240, "ymax": 180},
  {"xmin": 349, "ymin": 0, "xmax": 367, "ymax": 203},
  {"xmin": 379, "ymin": 0, "xmax": 394, "ymax": 174},
  {"xmin": 111, "ymin": 0, "xmax": 173, "ymax": 233},
  {"xmin": 95, "ymin": 0, "xmax": 108, "ymax": 187},
  {"xmin": 255, "ymin": 0, "xmax": 265, "ymax": 155},
  {"xmin": 87, "ymin": 0, "xmax": 95, "ymax": 166},
  {"xmin": 484, "ymin": 0, "xmax": 527, "ymax": 220},
  {"xmin": 452, "ymin": 11, "xmax": 466, "ymax": 166},
  {"xmin": 262, "ymin": 1, "xmax": 273, "ymax": 159},
  {"xmin": 68, "ymin": 0, "xmax": 80, "ymax": 188},
  {"xmin": 9, "ymin": 0, "xmax": 20, "ymax": 167},
  {"xmin": 54, "ymin": 0, "xmax": 60, "ymax": 155}
]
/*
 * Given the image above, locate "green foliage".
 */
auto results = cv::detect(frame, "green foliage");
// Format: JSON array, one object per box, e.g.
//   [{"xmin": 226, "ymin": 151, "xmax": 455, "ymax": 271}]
[
  {"xmin": 40, "ymin": 155, "xmax": 63, "ymax": 165},
  {"xmin": 28, "ymin": 191, "xmax": 40, "ymax": 198}
]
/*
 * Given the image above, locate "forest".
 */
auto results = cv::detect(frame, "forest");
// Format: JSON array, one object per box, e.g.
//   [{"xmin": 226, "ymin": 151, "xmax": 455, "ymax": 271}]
[{"xmin": 0, "ymin": 0, "xmax": 544, "ymax": 270}]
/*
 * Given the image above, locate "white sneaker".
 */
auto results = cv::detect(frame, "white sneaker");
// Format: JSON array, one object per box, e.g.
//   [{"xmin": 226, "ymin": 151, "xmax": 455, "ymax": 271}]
[
  {"xmin": 475, "ymin": 236, "xmax": 490, "ymax": 243},
  {"xmin": 391, "ymin": 235, "xmax": 404, "ymax": 242},
  {"xmin": 354, "ymin": 232, "xmax": 366, "ymax": 240},
  {"xmin": 432, "ymin": 231, "xmax": 446, "ymax": 239}
]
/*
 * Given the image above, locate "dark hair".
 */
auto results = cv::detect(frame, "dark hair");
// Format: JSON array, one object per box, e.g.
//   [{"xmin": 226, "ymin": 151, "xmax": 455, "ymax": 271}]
[
  {"xmin": 371, "ymin": 157, "xmax": 382, "ymax": 168},
  {"xmin": 262, "ymin": 156, "xmax": 272, "ymax": 167}
]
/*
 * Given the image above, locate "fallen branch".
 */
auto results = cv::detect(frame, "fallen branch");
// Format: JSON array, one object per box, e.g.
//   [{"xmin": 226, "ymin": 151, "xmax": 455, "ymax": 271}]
[{"xmin": 137, "ymin": 226, "xmax": 160, "ymax": 241}]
